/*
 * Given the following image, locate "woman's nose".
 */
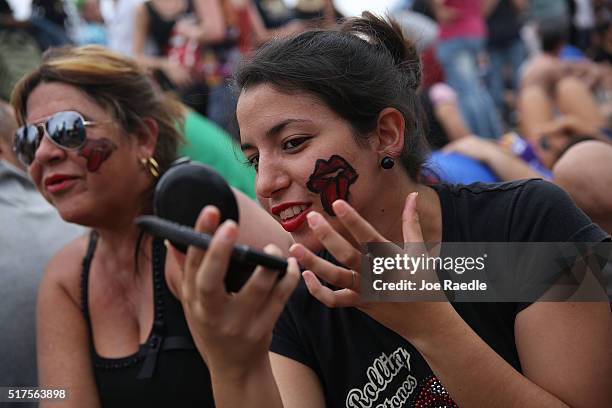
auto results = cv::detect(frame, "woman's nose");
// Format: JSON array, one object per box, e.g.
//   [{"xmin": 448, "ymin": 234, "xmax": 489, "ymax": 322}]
[
  {"xmin": 34, "ymin": 130, "xmax": 67, "ymax": 164},
  {"xmin": 255, "ymin": 157, "xmax": 291, "ymax": 199}
]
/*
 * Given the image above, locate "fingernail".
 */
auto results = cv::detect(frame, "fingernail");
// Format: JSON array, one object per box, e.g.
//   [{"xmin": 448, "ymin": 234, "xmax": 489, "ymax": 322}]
[
  {"xmin": 201, "ymin": 206, "xmax": 216, "ymax": 229},
  {"xmin": 289, "ymin": 244, "xmax": 305, "ymax": 260},
  {"xmin": 220, "ymin": 220, "xmax": 237, "ymax": 241},
  {"xmin": 263, "ymin": 243, "xmax": 277, "ymax": 254},
  {"xmin": 164, "ymin": 239, "xmax": 170, "ymax": 248},
  {"xmin": 332, "ymin": 200, "xmax": 348, "ymax": 217},
  {"xmin": 307, "ymin": 212, "xmax": 322, "ymax": 228},
  {"xmin": 302, "ymin": 271, "xmax": 312, "ymax": 284}
]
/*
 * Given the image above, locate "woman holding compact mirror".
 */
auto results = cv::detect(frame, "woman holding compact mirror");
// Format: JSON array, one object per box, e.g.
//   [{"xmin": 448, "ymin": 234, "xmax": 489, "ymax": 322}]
[
  {"xmin": 10, "ymin": 45, "xmax": 291, "ymax": 406},
  {"xmin": 168, "ymin": 13, "xmax": 612, "ymax": 408}
]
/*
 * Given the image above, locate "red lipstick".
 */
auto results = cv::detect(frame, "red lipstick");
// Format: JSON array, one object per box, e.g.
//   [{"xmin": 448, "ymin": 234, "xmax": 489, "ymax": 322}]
[
  {"xmin": 270, "ymin": 202, "xmax": 312, "ymax": 232},
  {"xmin": 44, "ymin": 174, "xmax": 79, "ymax": 194}
]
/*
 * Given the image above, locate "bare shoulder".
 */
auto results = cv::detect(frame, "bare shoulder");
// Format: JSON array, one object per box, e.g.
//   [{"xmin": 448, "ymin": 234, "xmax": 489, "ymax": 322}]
[{"xmin": 43, "ymin": 233, "xmax": 92, "ymax": 306}]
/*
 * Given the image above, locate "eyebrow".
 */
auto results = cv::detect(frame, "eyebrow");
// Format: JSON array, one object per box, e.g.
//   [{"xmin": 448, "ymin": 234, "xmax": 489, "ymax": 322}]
[{"xmin": 240, "ymin": 118, "xmax": 312, "ymax": 151}]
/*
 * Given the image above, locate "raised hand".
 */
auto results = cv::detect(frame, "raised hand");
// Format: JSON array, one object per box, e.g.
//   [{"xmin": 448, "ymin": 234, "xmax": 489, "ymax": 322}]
[
  {"xmin": 289, "ymin": 192, "xmax": 450, "ymax": 341},
  {"xmin": 166, "ymin": 205, "xmax": 301, "ymax": 375}
]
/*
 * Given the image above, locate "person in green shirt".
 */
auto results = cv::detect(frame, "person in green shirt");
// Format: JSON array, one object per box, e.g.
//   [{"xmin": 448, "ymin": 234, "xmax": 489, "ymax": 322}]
[{"xmin": 179, "ymin": 108, "xmax": 256, "ymax": 198}]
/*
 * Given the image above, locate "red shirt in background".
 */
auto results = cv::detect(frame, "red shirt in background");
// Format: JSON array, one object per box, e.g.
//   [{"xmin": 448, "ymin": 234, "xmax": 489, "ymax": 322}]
[{"xmin": 438, "ymin": 0, "xmax": 486, "ymax": 40}]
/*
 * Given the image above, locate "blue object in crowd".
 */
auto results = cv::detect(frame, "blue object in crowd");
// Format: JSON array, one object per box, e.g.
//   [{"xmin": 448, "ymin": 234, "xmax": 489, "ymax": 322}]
[
  {"xmin": 560, "ymin": 45, "xmax": 585, "ymax": 60},
  {"xmin": 425, "ymin": 151, "xmax": 500, "ymax": 184}
]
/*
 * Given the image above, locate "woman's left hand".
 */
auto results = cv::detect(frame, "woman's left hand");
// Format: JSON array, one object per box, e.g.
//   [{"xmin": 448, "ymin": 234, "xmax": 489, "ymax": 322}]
[{"xmin": 289, "ymin": 192, "xmax": 451, "ymax": 340}]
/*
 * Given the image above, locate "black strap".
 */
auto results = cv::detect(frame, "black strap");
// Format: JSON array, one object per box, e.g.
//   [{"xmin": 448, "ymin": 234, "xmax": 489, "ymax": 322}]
[
  {"xmin": 137, "ymin": 238, "xmax": 168, "ymax": 380},
  {"xmin": 81, "ymin": 230, "xmax": 99, "ymax": 336},
  {"xmin": 82, "ymin": 233, "xmax": 194, "ymax": 379}
]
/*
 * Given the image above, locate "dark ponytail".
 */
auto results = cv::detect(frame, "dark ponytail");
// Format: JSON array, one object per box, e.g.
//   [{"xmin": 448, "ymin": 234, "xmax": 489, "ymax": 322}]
[{"xmin": 235, "ymin": 12, "xmax": 429, "ymax": 180}]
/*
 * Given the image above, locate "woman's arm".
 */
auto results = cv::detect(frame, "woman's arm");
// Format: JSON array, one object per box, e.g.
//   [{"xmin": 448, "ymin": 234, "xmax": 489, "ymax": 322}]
[
  {"xmin": 232, "ymin": 187, "xmax": 294, "ymax": 253},
  {"xmin": 132, "ymin": 3, "xmax": 167, "ymax": 71},
  {"xmin": 37, "ymin": 240, "xmax": 101, "ymax": 408},
  {"xmin": 443, "ymin": 135, "xmax": 547, "ymax": 181},
  {"xmin": 405, "ymin": 302, "xmax": 611, "ymax": 407},
  {"xmin": 202, "ymin": 351, "xmax": 326, "ymax": 408},
  {"xmin": 270, "ymin": 353, "xmax": 326, "ymax": 408},
  {"xmin": 515, "ymin": 302, "xmax": 612, "ymax": 407}
]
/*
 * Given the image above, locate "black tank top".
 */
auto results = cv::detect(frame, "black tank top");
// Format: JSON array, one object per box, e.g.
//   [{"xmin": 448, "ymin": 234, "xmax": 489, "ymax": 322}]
[
  {"xmin": 81, "ymin": 232, "xmax": 215, "ymax": 407},
  {"xmin": 144, "ymin": 0, "xmax": 195, "ymax": 55}
]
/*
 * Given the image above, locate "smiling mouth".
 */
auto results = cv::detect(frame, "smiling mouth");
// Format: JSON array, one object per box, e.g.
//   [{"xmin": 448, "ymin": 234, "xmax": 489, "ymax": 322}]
[
  {"xmin": 279, "ymin": 204, "xmax": 310, "ymax": 221},
  {"xmin": 275, "ymin": 203, "xmax": 313, "ymax": 232},
  {"xmin": 306, "ymin": 155, "xmax": 358, "ymax": 216}
]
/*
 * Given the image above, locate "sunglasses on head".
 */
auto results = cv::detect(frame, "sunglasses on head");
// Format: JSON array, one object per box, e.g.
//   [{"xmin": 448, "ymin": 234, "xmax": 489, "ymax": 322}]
[{"xmin": 13, "ymin": 110, "xmax": 101, "ymax": 166}]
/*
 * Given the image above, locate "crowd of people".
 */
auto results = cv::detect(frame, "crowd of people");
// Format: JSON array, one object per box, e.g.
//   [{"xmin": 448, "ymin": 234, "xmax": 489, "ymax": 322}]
[{"xmin": 0, "ymin": 1, "xmax": 611, "ymax": 407}]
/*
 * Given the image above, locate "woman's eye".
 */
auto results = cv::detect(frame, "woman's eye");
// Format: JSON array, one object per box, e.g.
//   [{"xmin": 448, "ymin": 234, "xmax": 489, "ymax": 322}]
[
  {"xmin": 246, "ymin": 155, "xmax": 259, "ymax": 171},
  {"xmin": 282, "ymin": 136, "xmax": 310, "ymax": 150}
]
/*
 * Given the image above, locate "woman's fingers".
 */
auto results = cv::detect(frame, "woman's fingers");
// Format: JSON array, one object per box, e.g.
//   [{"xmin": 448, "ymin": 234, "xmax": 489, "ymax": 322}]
[
  {"xmin": 254, "ymin": 257, "xmax": 301, "ymax": 333},
  {"xmin": 330, "ymin": 200, "xmax": 386, "ymax": 245},
  {"xmin": 290, "ymin": 238, "xmax": 361, "ymax": 308},
  {"xmin": 402, "ymin": 192, "xmax": 425, "ymax": 246},
  {"xmin": 235, "ymin": 244, "xmax": 286, "ymax": 312},
  {"xmin": 305, "ymin": 210, "xmax": 367, "ymax": 271},
  {"xmin": 184, "ymin": 206, "xmax": 221, "ymax": 294},
  {"xmin": 302, "ymin": 270, "xmax": 360, "ymax": 308},
  {"xmin": 289, "ymin": 243, "xmax": 358, "ymax": 290},
  {"xmin": 195, "ymin": 220, "xmax": 238, "ymax": 302}
]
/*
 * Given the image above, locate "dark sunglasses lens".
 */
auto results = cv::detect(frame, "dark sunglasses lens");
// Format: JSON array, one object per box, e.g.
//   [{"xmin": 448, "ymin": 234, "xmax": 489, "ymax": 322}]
[
  {"xmin": 14, "ymin": 125, "xmax": 41, "ymax": 165},
  {"xmin": 46, "ymin": 111, "xmax": 86, "ymax": 149}
]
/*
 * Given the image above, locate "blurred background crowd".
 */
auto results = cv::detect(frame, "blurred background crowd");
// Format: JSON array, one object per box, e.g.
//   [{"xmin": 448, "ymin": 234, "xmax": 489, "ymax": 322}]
[
  {"xmin": 1, "ymin": 1, "xmax": 611, "ymax": 145},
  {"xmin": 0, "ymin": 0, "xmax": 611, "ymax": 399}
]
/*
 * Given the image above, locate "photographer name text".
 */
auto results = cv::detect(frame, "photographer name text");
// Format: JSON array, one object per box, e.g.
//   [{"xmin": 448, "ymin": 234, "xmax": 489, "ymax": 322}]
[{"xmin": 372, "ymin": 279, "xmax": 487, "ymax": 291}]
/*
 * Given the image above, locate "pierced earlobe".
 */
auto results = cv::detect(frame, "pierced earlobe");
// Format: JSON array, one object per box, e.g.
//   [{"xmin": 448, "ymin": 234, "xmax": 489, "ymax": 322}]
[
  {"xmin": 140, "ymin": 157, "xmax": 160, "ymax": 178},
  {"xmin": 380, "ymin": 156, "xmax": 395, "ymax": 170}
]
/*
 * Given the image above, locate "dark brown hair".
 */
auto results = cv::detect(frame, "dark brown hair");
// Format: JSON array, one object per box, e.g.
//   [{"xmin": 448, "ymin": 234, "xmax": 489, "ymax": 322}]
[{"xmin": 235, "ymin": 12, "xmax": 428, "ymax": 179}]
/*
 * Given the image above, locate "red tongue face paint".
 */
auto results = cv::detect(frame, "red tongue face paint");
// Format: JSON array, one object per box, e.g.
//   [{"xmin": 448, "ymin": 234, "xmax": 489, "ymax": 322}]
[
  {"xmin": 78, "ymin": 138, "xmax": 117, "ymax": 172},
  {"xmin": 306, "ymin": 155, "xmax": 359, "ymax": 216}
]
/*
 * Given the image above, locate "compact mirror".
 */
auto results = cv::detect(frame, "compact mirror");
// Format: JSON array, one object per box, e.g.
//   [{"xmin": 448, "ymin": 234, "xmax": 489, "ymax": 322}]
[{"xmin": 154, "ymin": 158, "xmax": 240, "ymax": 253}]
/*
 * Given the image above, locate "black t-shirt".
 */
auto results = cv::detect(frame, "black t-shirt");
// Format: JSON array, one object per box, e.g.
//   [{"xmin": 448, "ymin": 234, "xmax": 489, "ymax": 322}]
[
  {"xmin": 270, "ymin": 179, "xmax": 609, "ymax": 408},
  {"xmin": 486, "ymin": 0, "xmax": 523, "ymax": 48}
]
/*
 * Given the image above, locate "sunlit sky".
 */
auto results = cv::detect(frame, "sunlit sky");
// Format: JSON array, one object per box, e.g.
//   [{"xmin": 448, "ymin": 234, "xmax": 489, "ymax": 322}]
[
  {"xmin": 7, "ymin": 0, "xmax": 402, "ymax": 21},
  {"xmin": 287, "ymin": 0, "xmax": 403, "ymax": 17}
]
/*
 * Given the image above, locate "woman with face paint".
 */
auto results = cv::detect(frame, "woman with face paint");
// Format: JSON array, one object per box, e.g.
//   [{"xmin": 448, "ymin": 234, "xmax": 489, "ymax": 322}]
[
  {"xmin": 10, "ymin": 45, "xmax": 291, "ymax": 407},
  {"xmin": 168, "ymin": 12, "xmax": 612, "ymax": 408}
]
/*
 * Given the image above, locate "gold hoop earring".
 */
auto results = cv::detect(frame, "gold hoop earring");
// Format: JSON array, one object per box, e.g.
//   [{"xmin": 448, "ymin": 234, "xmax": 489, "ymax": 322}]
[{"xmin": 140, "ymin": 157, "xmax": 160, "ymax": 179}]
